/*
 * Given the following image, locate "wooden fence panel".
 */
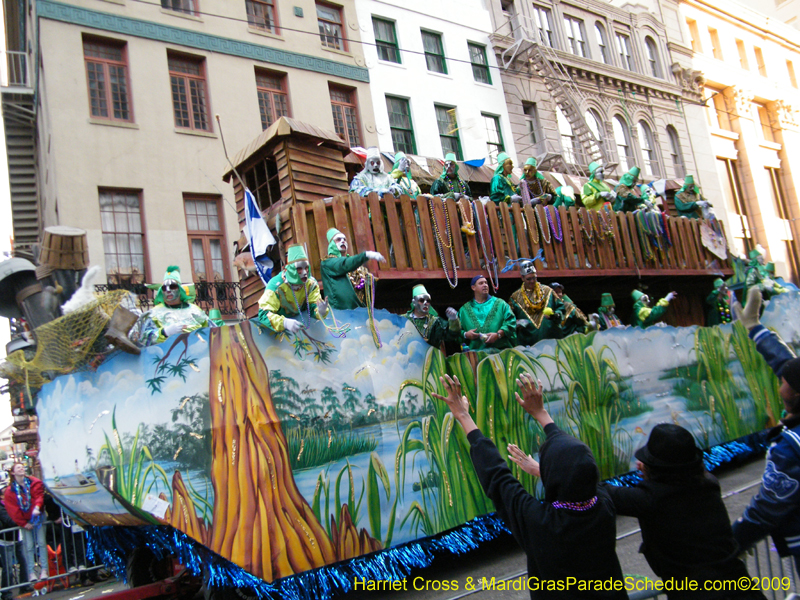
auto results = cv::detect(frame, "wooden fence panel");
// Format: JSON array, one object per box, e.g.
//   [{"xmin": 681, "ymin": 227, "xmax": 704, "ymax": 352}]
[
  {"xmin": 522, "ymin": 206, "xmax": 542, "ymax": 264},
  {"xmin": 511, "ymin": 204, "xmax": 530, "ymax": 260},
  {"xmin": 499, "ymin": 203, "xmax": 519, "ymax": 262},
  {"xmin": 485, "ymin": 203, "xmax": 508, "ymax": 271},
  {"xmin": 444, "ymin": 198, "xmax": 468, "ymax": 268},
  {"xmin": 416, "ymin": 195, "xmax": 440, "ymax": 270},
  {"xmin": 568, "ymin": 207, "xmax": 586, "ymax": 270},
  {"xmin": 400, "ymin": 196, "xmax": 424, "ymax": 271},
  {"xmin": 367, "ymin": 194, "xmax": 391, "ymax": 271},
  {"xmin": 384, "ymin": 196, "xmax": 409, "ymax": 270}
]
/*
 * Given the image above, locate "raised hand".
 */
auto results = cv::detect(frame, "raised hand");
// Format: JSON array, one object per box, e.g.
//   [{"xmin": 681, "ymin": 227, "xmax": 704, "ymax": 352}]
[
  {"xmin": 514, "ymin": 372, "xmax": 552, "ymax": 426},
  {"xmin": 508, "ymin": 443, "xmax": 540, "ymax": 477},
  {"xmin": 733, "ymin": 287, "xmax": 763, "ymax": 331},
  {"xmin": 431, "ymin": 375, "xmax": 471, "ymax": 420}
]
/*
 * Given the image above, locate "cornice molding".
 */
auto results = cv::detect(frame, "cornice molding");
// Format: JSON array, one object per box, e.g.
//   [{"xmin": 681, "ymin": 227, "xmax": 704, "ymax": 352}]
[{"xmin": 37, "ymin": 0, "xmax": 370, "ymax": 83}]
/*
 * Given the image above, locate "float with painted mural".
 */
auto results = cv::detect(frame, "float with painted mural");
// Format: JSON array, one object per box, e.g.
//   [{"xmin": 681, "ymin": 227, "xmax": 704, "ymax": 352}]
[{"xmin": 29, "ymin": 291, "xmax": 800, "ymax": 597}]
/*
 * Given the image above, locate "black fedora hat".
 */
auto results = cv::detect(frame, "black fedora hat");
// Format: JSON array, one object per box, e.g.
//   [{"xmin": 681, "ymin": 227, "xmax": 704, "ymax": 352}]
[{"xmin": 635, "ymin": 423, "xmax": 703, "ymax": 470}]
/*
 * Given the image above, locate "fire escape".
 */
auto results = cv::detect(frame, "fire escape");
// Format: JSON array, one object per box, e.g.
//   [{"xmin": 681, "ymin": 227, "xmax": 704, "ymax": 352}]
[
  {"xmin": 494, "ymin": 13, "xmax": 615, "ymax": 176},
  {"xmin": 2, "ymin": 0, "xmax": 39, "ymax": 260}
]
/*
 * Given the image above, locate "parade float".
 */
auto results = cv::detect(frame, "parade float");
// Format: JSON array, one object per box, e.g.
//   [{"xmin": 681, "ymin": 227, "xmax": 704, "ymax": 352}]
[{"xmin": 1, "ymin": 118, "xmax": 793, "ymax": 599}]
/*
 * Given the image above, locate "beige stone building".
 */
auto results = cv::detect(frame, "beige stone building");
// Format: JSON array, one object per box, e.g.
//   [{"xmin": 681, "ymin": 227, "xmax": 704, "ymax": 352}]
[
  {"xmin": 667, "ymin": 0, "xmax": 800, "ymax": 281},
  {"xmin": 2, "ymin": 0, "xmax": 378, "ymax": 310}
]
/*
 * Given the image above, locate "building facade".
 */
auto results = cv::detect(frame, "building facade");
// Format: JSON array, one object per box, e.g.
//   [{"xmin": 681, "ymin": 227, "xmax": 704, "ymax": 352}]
[
  {"xmin": 666, "ymin": 0, "xmax": 800, "ymax": 281},
  {"xmin": 3, "ymin": 0, "xmax": 379, "ymax": 295},
  {"xmin": 353, "ymin": 0, "xmax": 515, "ymax": 163}
]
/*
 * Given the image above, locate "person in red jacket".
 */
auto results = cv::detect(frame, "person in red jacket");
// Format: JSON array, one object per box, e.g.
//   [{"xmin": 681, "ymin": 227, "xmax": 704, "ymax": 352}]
[{"xmin": 3, "ymin": 463, "xmax": 47, "ymax": 582}]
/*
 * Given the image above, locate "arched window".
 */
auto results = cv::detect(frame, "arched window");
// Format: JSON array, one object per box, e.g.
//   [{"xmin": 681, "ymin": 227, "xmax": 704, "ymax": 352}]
[
  {"xmin": 612, "ymin": 116, "xmax": 632, "ymax": 172},
  {"xmin": 637, "ymin": 121, "xmax": 659, "ymax": 177},
  {"xmin": 585, "ymin": 109, "xmax": 603, "ymax": 160},
  {"xmin": 645, "ymin": 37, "xmax": 661, "ymax": 78},
  {"xmin": 594, "ymin": 23, "xmax": 609, "ymax": 64},
  {"xmin": 666, "ymin": 126, "xmax": 685, "ymax": 178},
  {"xmin": 557, "ymin": 107, "xmax": 576, "ymax": 164}
]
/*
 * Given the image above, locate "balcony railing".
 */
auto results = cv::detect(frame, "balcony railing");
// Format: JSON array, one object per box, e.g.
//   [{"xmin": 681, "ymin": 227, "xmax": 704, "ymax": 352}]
[
  {"xmin": 1, "ymin": 51, "xmax": 29, "ymax": 88},
  {"xmin": 95, "ymin": 281, "xmax": 243, "ymax": 318},
  {"xmin": 291, "ymin": 192, "xmax": 731, "ymax": 283}
]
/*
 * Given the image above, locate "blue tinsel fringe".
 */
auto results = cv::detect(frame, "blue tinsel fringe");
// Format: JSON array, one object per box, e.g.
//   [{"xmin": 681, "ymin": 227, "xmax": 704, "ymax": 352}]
[{"xmin": 85, "ymin": 433, "xmax": 767, "ymax": 598}]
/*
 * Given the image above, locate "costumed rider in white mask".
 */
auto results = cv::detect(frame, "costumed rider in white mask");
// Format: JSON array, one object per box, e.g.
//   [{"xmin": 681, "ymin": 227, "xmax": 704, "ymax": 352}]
[
  {"xmin": 350, "ymin": 147, "xmax": 403, "ymax": 197},
  {"xmin": 138, "ymin": 265, "xmax": 210, "ymax": 345}
]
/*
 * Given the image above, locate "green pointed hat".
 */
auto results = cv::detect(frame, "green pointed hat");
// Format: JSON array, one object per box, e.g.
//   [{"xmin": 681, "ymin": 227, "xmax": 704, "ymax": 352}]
[
  {"xmin": 441, "ymin": 153, "xmax": 460, "ymax": 179},
  {"xmin": 284, "ymin": 245, "xmax": 309, "ymax": 286},
  {"xmin": 631, "ymin": 289, "xmax": 645, "ymax": 302},
  {"xmin": 748, "ymin": 248, "xmax": 763, "ymax": 259},
  {"xmin": 326, "ymin": 228, "xmax": 344, "ymax": 257},
  {"xmin": 412, "ymin": 284, "xmax": 429, "ymax": 298},
  {"xmin": 619, "ymin": 166, "xmax": 641, "ymax": 188},
  {"xmin": 393, "ymin": 151, "xmax": 408, "ymax": 172},
  {"xmin": 151, "ymin": 265, "xmax": 191, "ymax": 305},
  {"xmin": 327, "ymin": 228, "xmax": 342, "ymax": 244},
  {"xmin": 588, "ymin": 161, "xmax": 602, "ymax": 177},
  {"xmin": 600, "ymin": 293, "xmax": 615, "ymax": 307},
  {"xmin": 684, "ymin": 174, "xmax": 694, "ymax": 185},
  {"xmin": 494, "ymin": 152, "xmax": 512, "ymax": 176},
  {"xmin": 525, "ymin": 157, "xmax": 537, "ymax": 167},
  {"xmin": 713, "ymin": 278, "xmax": 725, "ymax": 289}
]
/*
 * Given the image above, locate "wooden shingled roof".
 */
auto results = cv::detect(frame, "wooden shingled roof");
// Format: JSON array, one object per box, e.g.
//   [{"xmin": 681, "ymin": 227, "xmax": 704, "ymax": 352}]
[{"xmin": 223, "ymin": 117, "xmax": 350, "ymax": 182}]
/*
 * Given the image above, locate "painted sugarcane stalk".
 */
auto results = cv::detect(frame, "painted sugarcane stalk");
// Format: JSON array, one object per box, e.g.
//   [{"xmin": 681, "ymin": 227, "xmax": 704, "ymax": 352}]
[{"xmin": 207, "ymin": 322, "xmax": 336, "ymax": 581}]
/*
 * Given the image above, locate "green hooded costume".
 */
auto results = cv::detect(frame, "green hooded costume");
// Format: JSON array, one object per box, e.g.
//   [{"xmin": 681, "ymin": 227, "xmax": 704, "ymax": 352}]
[
  {"xmin": 596, "ymin": 293, "xmax": 623, "ymax": 330},
  {"xmin": 258, "ymin": 245, "xmax": 325, "ymax": 332},
  {"xmin": 403, "ymin": 284, "xmax": 461, "ymax": 347},
  {"xmin": 705, "ymin": 278, "xmax": 733, "ymax": 326},
  {"xmin": 744, "ymin": 247, "xmax": 786, "ymax": 303},
  {"xmin": 553, "ymin": 186, "xmax": 576, "ymax": 208},
  {"xmin": 138, "ymin": 265, "xmax": 209, "ymax": 346},
  {"xmin": 489, "ymin": 152, "xmax": 519, "ymax": 204},
  {"xmin": 582, "ymin": 161, "xmax": 613, "ymax": 210},
  {"xmin": 613, "ymin": 166, "xmax": 645, "ymax": 212},
  {"xmin": 630, "ymin": 289, "xmax": 669, "ymax": 328},
  {"xmin": 674, "ymin": 175, "xmax": 703, "ymax": 218},
  {"xmin": 430, "ymin": 153, "xmax": 472, "ymax": 198},
  {"xmin": 320, "ymin": 228, "xmax": 374, "ymax": 310},
  {"xmin": 390, "ymin": 152, "xmax": 420, "ymax": 198},
  {"xmin": 521, "ymin": 157, "xmax": 555, "ymax": 203}
]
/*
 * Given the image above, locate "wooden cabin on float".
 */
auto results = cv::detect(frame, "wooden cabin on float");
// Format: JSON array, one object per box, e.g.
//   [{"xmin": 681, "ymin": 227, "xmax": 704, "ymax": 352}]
[{"xmin": 224, "ymin": 117, "xmax": 732, "ymax": 326}]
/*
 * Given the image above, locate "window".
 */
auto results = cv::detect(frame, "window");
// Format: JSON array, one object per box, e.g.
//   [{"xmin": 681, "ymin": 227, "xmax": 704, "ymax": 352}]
[
  {"xmin": 736, "ymin": 39, "xmax": 749, "ymax": 70},
  {"xmin": 666, "ymin": 126, "xmax": 685, "ymax": 178},
  {"xmin": 767, "ymin": 167, "xmax": 799, "ymax": 282},
  {"xmin": 644, "ymin": 37, "xmax": 661, "ymax": 78},
  {"xmin": 708, "ymin": 28, "xmax": 722, "ymax": 59},
  {"xmin": 754, "ymin": 47, "xmax": 767, "ymax": 76},
  {"xmin": 467, "ymin": 42, "xmax": 491, "ymax": 84},
  {"xmin": 386, "ymin": 96, "xmax": 416, "ymax": 154},
  {"xmin": 686, "ymin": 19, "xmax": 702, "ymax": 53},
  {"xmin": 246, "ymin": 0, "xmax": 277, "ymax": 33},
  {"xmin": 637, "ymin": 121, "xmax": 659, "ymax": 177},
  {"xmin": 705, "ymin": 87, "xmax": 731, "ymax": 131},
  {"xmin": 482, "ymin": 113, "xmax": 504, "ymax": 163},
  {"xmin": 317, "ymin": 3, "xmax": 345, "ymax": 51},
  {"xmin": 435, "ymin": 105, "xmax": 462, "ymax": 160},
  {"xmin": 523, "ymin": 102, "xmax": 542, "ymax": 145},
  {"xmin": 585, "ymin": 109, "xmax": 603, "ymax": 159},
  {"xmin": 168, "ymin": 53, "xmax": 211, "ymax": 131},
  {"xmin": 563, "ymin": 16, "xmax": 588, "ymax": 58},
  {"xmin": 185, "ymin": 197, "xmax": 228, "ymax": 283},
  {"xmin": 788, "ymin": 60, "xmax": 798, "ymax": 88},
  {"xmin": 162, "ymin": 0, "xmax": 197, "ymax": 15},
  {"xmin": 716, "ymin": 157, "xmax": 751, "ymax": 253},
  {"xmin": 244, "ymin": 156, "xmax": 281, "ymax": 210},
  {"xmin": 615, "ymin": 33, "xmax": 634, "ymax": 71},
  {"xmin": 594, "ymin": 23, "xmax": 609, "ymax": 64},
  {"xmin": 256, "ymin": 69, "xmax": 289, "ymax": 130},
  {"xmin": 556, "ymin": 107, "xmax": 576, "ymax": 164},
  {"xmin": 753, "ymin": 103, "xmax": 774, "ymax": 142},
  {"xmin": 83, "ymin": 37, "xmax": 132, "ymax": 122},
  {"xmin": 532, "ymin": 6, "xmax": 554, "ymax": 47},
  {"xmin": 422, "ymin": 30, "xmax": 446, "ymax": 74},
  {"xmin": 329, "ymin": 85, "xmax": 361, "ymax": 146},
  {"xmin": 612, "ymin": 116, "xmax": 632, "ymax": 172},
  {"xmin": 501, "ymin": 0, "xmax": 514, "ymax": 16},
  {"xmin": 99, "ymin": 189, "xmax": 146, "ymax": 288},
  {"xmin": 373, "ymin": 18, "xmax": 400, "ymax": 64}
]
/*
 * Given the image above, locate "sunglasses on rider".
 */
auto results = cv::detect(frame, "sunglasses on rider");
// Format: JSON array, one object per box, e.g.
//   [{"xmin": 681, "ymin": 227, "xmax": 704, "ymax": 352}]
[{"xmin": 161, "ymin": 282, "xmax": 180, "ymax": 292}]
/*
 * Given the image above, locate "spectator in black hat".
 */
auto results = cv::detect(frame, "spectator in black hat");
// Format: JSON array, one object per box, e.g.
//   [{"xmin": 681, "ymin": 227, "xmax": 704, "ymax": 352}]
[
  {"xmin": 731, "ymin": 287, "xmax": 800, "ymax": 570},
  {"xmin": 434, "ymin": 372, "xmax": 626, "ymax": 599},
  {"xmin": 602, "ymin": 424, "xmax": 763, "ymax": 599}
]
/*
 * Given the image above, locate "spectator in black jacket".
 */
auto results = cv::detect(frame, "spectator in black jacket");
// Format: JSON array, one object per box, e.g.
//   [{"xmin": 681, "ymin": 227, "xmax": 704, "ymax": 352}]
[
  {"xmin": 601, "ymin": 424, "xmax": 764, "ymax": 599},
  {"xmin": 433, "ymin": 373, "xmax": 626, "ymax": 599}
]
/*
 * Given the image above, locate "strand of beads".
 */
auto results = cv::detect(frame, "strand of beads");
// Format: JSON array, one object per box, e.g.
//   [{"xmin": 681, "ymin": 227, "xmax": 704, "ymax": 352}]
[
  {"xmin": 578, "ymin": 210, "xmax": 595, "ymax": 245},
  {"xmin": 458, "ymin": 197, "xmax": 476, "ymax": 236},
  {"xmin": 289, "ymin": 281, "xmax": 312, "ymax": 329},
  {"xmin": 536, "ymin": 206, "xmax": 551, "ymax": 244},
  {"xmin": 545, "ymin": 206, "xmax": 563, "ymax": 242},
  {"xmin": 598, "ymin": 206, "xmax": 615, "ymax": 241},
  {"xmin": 472, "ymin": 201, "xmax": 499, "ymax": 292},
  {"xmin": 429, "ymin": 195, "xmax": 458, "ymax": 288},
  {"xmin": 365, "ymin": 274, "xmax": 381, "ymax": 349}
]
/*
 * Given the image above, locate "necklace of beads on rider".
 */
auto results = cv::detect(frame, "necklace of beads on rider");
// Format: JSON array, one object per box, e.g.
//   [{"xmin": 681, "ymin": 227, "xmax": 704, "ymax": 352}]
[
  {"xmin": 444, "ymin": 175, "xmax": 469, "ymax": 197},
  {"xmin": 288, "ymin": 279, "xmax": 312, "ymax": 329},
  {"xmin": 458, "ymin": 197, "xmax": 476, "ymax": 236},
  {"xmin": 521, "ymin": 282, "xmax": 547, "ymax": 313},
  {"xmin": 428, "ymin": 195, "xmax": 458, "ymax": 288},
  {"xmin": 544, "ymin": 205, "xmax": 563, "ymax": 242}
]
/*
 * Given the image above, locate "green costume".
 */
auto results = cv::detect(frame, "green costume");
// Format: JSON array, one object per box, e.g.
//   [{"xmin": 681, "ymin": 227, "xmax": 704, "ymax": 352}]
[
  {"xmin": 489, "ymin": 152, "xmax": 519, "ymax": 204},
  {"xmin": 458, "ymin": 295, "xmax": 517, "ymax": 351},
  {"xmin": 430, "ymin": 153, "xmax": 472, "ymax": 198},
  {"xmin": 553, "ymin": 186, "xmax": 576, "ymax": 208},
  {"xmin": 705, "ymin": 279, "xmax": 733, "ymax": 326},
  {"xmin": 404, "ymin": 285, "xmax": 461, "ymax": 347},
  {"xmin": 138, "ymin": 266, "xmax": 209, "ymax": 346},
  {"xmin": 390, "ymin": 152, "xmax": 420, "ymax": 199},
  {"xmin": 320, "ymin": 228, "xmax": 373, "ymax": 310},
  {"xmin": 613, "ymin": 167, "xmax": 646, "ymax": 212},
  {"xmin": 597, "ymin": 293, "xmax": 623, "ymax": 330},
  {"xmin": 258, "ymin": 245, "xmax": 325, "ymax": 332},
  {"xmin": 744, "ymin": 248, "xmax": 787, "ymax": 303},
  {"xmin": 630, "ymin": 289, "xmax": 669, "ymax": 329},
  {"xmin": 582, "ymin": 161, "xmax": 613, "ymax": 210},
  {"xmin": 555, "ymin": 287, "xmax": 589, "ymax": 336},
  {"xmin": 674, "ymin": 175, "xmax": 704, "ymax": 218},
  {"xmin": 520, "ymin": 157, "xmax": 555, "ymax": 204},
  {"xmin": 509, "ymin": 283, "xmax": 564, "ymax": 345}
]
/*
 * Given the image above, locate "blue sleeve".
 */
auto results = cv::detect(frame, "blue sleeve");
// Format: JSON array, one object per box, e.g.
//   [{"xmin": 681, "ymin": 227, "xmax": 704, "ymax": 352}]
[
  {"xmin": 733, "ymin": 432, "xmax": 800, "ymax": 551},
  {"xmin": 751, "ymin": 325, "xmax": 798, "ymax": 380}
]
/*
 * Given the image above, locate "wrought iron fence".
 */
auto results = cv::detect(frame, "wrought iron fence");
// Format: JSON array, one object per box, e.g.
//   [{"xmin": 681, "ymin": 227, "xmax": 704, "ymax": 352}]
[{"xmin": 95, "ymin": 281, "xmax": 243, "ymax": 318}]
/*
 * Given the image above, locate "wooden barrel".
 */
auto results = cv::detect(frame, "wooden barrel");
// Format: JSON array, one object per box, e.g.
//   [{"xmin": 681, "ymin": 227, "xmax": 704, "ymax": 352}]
[{"xmin": 38, "ymin": 226, "xmax": 89, "ymax": 271}]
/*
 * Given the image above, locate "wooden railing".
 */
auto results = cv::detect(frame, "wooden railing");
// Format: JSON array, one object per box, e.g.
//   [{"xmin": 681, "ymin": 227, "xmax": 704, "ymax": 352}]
[{"xmin": 291, "ymin": 192, "xmax": 731, "ymax": 282}]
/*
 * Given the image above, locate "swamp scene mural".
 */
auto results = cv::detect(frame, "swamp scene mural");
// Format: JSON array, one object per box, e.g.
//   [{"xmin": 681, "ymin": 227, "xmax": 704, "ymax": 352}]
[{"xmin": 36, "ymin": 292, "xmax": 800, "ymax": 583}]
